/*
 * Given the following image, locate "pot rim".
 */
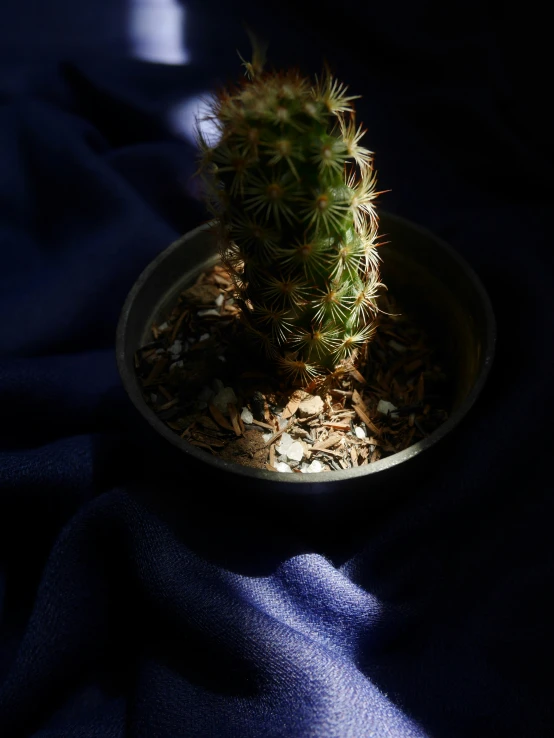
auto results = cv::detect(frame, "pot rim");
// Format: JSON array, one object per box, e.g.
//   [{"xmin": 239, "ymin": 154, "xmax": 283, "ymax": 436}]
[{"xmin": 116, "ymin": 213, "xmax": 496, "ymax": 486}]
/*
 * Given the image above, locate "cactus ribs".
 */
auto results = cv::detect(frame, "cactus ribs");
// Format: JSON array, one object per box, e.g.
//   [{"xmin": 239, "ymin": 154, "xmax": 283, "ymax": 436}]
[{"xmin": 197, "ymin": 63, "xmax": 384, "ymax": 381}]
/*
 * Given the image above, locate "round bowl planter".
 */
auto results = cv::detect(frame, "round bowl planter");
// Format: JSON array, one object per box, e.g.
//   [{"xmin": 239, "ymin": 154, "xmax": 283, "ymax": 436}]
[{"xmin": 116, "ymin": 212, "xmax": 495, "ymax": 504}]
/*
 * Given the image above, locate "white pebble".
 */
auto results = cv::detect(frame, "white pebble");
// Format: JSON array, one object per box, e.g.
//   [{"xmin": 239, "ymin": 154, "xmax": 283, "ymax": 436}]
[
  {"xmin": 275, "ymin": 462, "xmax": 293, "ymax": 473},
  {"xmin": 278, "ymin": 416, "xmax": 288, "ymax": 430},
  {"xmin": 198, "ymin": 333, "xmax": 210, "ymax": 342},
  {"xmin": 306, "ymin": 459, "xmax": 323, "ymax": 473},
  {"xmin": 262, "ymin": 432, "xmax": 274, "ymax": 443},
  {"xmin": 377, "ymin": 400, "xmax": 398, "ymax": 415},
  {"xmin": 197, "ymin": 308, "xmax": 220, "ymax": 317},
  {"xmin": 158, "ymin": 322, "xmax": 169, "ymax": 332},
  {"xmin": 286, "ymin": 441, "xmax": 304, "ymax": 462},
  {"xmin": 297, "ymin": 394, "xmax": 324, "ymax": 418},
  {"xmin": 215, "ymin": 293, "xmax": 225, "ymax": 307},
  {"xmin": 276, "ymin": 432, "xmax": 293, "ymax": 455},
  {"xmin": 213, "ymin": 386, "xmax": 238, "ymax": 415},
  {"xmin": 218, "ymin": 355, "xmax": 226, "ymax": 362},
  {"xmin": 168, "ymin": 340, "xmax": 182, "ymax": 358},
  {"xmin": 169, "ymin": 360, "xmax": 184, "ymax": 372},
  {"xmin": 354, "ymin": 425, "xmax": 366, "ymax": 439},
  {"xmin": 240, "ymin": 407, "xmax": 254, "ymax": 424}
]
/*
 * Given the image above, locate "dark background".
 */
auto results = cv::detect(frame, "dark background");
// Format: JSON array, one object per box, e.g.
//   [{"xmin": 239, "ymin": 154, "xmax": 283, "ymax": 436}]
[{"xmin": 1, "ymin": 2, "xmax": 553, "ymax": 737}]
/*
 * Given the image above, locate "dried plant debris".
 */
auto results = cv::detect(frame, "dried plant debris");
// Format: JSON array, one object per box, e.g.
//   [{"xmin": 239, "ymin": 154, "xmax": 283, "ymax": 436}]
[{"xmin": 135, "ymin": 263, "xmax": 449, "ymax": 473}]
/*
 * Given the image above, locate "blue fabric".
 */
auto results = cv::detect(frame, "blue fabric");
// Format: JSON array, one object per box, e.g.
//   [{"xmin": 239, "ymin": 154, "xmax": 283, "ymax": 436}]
[{"xmin": 1, "ymin": 3, "xmax": 553, "ymax": 736}]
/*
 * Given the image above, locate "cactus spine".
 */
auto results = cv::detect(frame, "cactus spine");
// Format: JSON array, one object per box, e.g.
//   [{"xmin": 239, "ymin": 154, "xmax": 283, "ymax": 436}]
[{"xmin": 197, "ymin": 53, "xmax": 383, "ymax": 383}]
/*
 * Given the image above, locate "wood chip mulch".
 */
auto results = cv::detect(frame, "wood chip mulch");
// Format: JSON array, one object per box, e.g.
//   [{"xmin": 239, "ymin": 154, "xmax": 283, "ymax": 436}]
[{"xmin": 134, "ymin": 262, "xmax": 449, "ymax": 473}]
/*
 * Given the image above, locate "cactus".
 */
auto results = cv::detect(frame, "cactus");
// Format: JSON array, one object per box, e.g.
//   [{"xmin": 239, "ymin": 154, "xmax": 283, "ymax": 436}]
[{"xmin": 197, "ymin": 47, "xmax": 383, "ymax": 384}]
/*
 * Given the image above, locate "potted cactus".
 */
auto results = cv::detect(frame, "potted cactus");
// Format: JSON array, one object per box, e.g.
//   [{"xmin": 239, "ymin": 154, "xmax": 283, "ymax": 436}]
[
  {"xmin": 196, "ymin": 52, "xmax": 382, "ymax": 385},
  {"xmin": 116, "ymin": 44, "xmax": 495, "ymax": 488}
]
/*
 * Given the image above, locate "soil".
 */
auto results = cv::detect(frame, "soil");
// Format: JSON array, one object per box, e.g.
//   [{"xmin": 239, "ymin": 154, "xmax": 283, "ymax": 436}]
[{"xmin": 134, "ymin": 262, "xmax": 449, "ymax": 473}]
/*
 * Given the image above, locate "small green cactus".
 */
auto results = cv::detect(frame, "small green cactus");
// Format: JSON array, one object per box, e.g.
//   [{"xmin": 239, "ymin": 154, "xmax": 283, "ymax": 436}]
[{"xmin": 197, "ymin": 46, "xmax": 383, "ymax": 384}]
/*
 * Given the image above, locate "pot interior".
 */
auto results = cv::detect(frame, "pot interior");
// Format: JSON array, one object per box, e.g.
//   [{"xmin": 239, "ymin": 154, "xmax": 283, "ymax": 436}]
[
  {"xmin": 117, "ymin": 212, "xmax": 494, "ymax": 485},
  {"xmin": 378, "ymin": 217, "xmax": 488, "ymax": 414}
]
